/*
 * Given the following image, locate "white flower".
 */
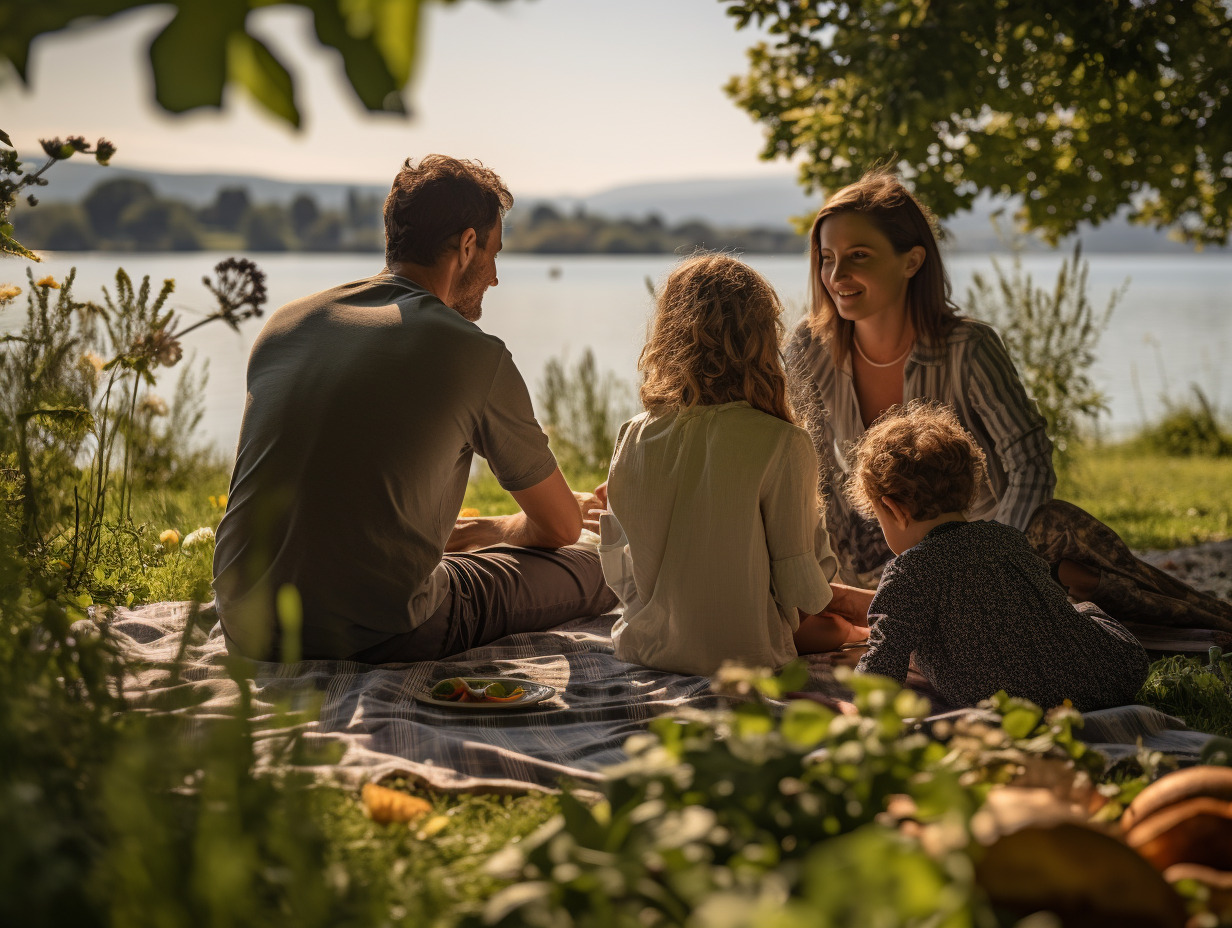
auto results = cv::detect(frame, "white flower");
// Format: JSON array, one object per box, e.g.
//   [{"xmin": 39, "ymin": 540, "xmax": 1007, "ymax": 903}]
[{"xmin": 181, "ymin": 526, "xmax": 216, "ymax": 550}]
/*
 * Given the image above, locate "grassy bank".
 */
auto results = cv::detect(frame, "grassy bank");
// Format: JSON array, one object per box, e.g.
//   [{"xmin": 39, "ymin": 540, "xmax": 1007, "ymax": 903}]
[{"xmin": 1059, "ymin": 445, "xmax": 1232, "ymax": 549}]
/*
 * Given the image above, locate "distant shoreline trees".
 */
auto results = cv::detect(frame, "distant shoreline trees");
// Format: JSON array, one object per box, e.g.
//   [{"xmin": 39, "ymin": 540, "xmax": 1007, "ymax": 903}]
[{"xmin": 10, "ymin": 180, "xmax": 807, "ymax": 255}]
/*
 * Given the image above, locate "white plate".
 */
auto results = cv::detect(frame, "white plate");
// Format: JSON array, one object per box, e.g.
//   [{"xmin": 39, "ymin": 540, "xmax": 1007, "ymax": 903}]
[{"xmin": 418, "ymin": 676, "xmax": 556, "ymax": 710}]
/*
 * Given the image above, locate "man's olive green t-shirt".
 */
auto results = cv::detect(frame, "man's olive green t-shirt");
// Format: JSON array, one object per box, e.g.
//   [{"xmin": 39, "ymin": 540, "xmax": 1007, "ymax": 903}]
[{"xmin": 212, "ymin": 274, "xmax": 557, "ymax": 659}]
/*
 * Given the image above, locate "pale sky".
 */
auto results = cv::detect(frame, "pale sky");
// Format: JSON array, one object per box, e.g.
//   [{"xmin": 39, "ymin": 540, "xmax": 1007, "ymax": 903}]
[{"xmin": 1, "ymin": 0, "xmax": 793, "ymax": 196}]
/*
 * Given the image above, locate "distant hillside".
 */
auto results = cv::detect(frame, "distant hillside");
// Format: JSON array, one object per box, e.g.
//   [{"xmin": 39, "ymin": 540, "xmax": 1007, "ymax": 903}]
[
  {"xmin": 24, "ymin": 158, "xmax": 1226, "ymax": 254},
  {"xmin": 25, "ymin": 157, "xmax": 389, "ymax": 210}
]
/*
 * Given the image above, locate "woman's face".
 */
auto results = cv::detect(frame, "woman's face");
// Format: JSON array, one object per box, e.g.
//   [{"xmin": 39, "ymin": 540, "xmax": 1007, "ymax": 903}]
[{"xmin": 816, "ymin": 212, "xmax": 925, "ymax": 325}]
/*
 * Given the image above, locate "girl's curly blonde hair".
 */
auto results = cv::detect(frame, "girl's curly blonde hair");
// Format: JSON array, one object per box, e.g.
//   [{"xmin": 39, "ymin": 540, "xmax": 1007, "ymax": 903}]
[
  {"xmin": 639, "ymin": 254, "xmax": 792, "ymax": 422},
  {"xmin": 845, "ymin": 400, "xmax": 988, "ymax": 521}
]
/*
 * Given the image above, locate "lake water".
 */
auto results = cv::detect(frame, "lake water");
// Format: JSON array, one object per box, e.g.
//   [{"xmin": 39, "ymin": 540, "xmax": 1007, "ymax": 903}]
[{"xmin": 6, "ymin": 251, "xmax": 1231, "ymax": 456}]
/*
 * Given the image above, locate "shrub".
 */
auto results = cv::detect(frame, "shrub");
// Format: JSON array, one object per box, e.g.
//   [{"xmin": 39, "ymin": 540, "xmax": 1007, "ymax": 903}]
[
  {"xmin": 1131, "ymin": 385, "xmax": 1232, "ymax": 457},
  {"xmin": 967, "ymin": 239, "xmax": 1124, "ymax": 470},
  {"xmin": 537, "ymin": 349, "xmax": 632, "ymax": 477}
]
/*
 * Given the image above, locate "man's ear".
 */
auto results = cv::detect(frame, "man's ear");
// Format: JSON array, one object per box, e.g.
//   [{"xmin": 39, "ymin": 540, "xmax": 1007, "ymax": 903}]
[
  {"xmin": 457, "ymin": 227, "xmax": 478, "ymax": 269},
  {"xmin": 880, "ymin": 495, "xmax": 912, "ymax": 528}
]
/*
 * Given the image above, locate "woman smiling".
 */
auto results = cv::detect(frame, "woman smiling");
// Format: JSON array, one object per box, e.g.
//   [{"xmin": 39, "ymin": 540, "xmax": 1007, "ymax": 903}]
[{"xmin": 786, "ymin": 170, "xmax": 1055, "ymax": 585}]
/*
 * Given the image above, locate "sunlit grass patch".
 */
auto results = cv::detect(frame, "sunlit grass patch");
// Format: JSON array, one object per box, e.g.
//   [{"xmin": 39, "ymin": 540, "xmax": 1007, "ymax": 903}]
[
  {"xmin": 1059, "ymin": 445, "xmax": 1232, "ymax": 549},
  {"xmin": 319, "ymin": 784, "xmax": 560, "ymax": 927}
]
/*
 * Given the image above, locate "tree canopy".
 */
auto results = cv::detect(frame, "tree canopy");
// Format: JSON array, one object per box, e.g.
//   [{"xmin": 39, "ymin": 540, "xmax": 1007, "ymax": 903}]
[
  {"xmin": 0, "ymin": 0, "xmax": 513, "ymax": 129},
  {"xmin": 723, "ymin": 0, "xmax": 1232, "ymax": 245}
]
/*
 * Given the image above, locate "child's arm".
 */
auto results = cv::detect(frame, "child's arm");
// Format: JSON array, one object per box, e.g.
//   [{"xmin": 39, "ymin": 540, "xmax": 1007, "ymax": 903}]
[{"xmin": 853, "ymin": 569, "xmax": 925, "ymax": 684}]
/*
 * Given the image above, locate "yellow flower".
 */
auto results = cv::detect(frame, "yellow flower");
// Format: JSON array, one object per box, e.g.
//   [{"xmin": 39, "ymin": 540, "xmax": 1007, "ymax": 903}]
[
  {"xmin": 82, "ymin": 352, "xmax": 106, "ymax": 373},
  {"xmin": 0, "ymin": 284, "xmax": 20, "ymax": 302},
  {"xmin": 459, "ymin": 507, "xmax": 480, "ymax": 518},
  {"xmin": 209, "ymin": 493, "xmax": 228, "ymax": 509},
  {"xmin": 35, "ymin": 275, "xmax": 60, "ymax": 289},
  {"xmin": 159, "ymin": 529, "xmax": 180, "ymax": 547}
]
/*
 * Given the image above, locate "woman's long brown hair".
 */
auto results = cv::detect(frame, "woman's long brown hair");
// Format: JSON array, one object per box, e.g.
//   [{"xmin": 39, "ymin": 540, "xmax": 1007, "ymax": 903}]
[
  {"xmin": 640, "ymin": 254, "xmax": 793, "ymax": 423},
  {"xmin": 808, "ymin": 170, "xmax": 959, "ymax": 367}
]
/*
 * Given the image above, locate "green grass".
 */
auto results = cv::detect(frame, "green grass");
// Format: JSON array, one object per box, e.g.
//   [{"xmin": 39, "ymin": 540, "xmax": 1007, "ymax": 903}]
[
  {"xmin": 317, "ymin": 786, "xmax": 560, "ymax": 927},
  {"xmin": 461, "ymin": 464, "xmax": 608, "ymax": 517},
  {"xmin": 1137, "ymin": 654, "xmax": 1232, "ymax": 738},
  {"xmin": 127, "ymin": 463, "xmax": 231, "ymax": 602},
  {"xmin": 1058, "ymin": 443, "xmax": 1232, "ymax": 549}
]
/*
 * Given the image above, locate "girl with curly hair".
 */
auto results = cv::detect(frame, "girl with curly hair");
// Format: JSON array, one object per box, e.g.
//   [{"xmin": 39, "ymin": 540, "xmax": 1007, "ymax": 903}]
[{"xmin": 595, "ymin": 254, "xmax": 873, "ymax": 676}]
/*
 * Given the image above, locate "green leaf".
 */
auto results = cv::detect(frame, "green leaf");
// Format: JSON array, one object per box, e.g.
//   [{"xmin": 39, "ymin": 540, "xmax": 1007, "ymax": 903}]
[
  {"xmin": 1, "ymin": 227, "xmax": 39, "ymax": 261},
  {"xmin": 733, "ymin": 701, "xmax": 774, "ymax": 737},
  {"xmin": 1001, "ymin": 705, "xmax": 1043, "ymax": 740},
  {"xmin": 149, "ymin": 0, "xmax": 247, "ymax": 114},
  {"xmin": 371, "ymin": 0, "xmax": 423, "ymax": 86},
  {"xmin": 309, "ymin": 0, "xmax": 406, "ymax": 113},
  {"xmin": 228, "ymin": 32, "xmax": 301, "ymax": 128},
  {"xmin": 781, "ymin": 699, "xmax": 834, "ymax": 749}
]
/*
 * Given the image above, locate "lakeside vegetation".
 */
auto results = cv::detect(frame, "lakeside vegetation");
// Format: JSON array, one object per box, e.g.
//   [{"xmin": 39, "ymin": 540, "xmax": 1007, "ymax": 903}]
[{"xmin": 9, "ymin": 177, "xmax": 806, "ymax": 255}]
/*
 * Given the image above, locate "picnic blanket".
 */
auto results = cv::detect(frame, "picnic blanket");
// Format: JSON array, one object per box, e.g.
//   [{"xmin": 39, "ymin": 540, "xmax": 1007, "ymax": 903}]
[{"xmin": 105, "ymin": 602, "xmax": 1218, "ymax": 793}]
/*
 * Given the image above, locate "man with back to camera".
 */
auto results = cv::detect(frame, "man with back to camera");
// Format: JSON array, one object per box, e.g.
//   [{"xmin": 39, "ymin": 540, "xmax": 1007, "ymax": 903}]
[{"xmin": 212, "ymin": 154, "xmax": 616, "ymax": 663}]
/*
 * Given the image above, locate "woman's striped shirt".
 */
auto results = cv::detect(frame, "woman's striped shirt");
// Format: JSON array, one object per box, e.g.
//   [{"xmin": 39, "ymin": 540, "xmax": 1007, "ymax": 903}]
[{"xmin": 786, "ymin": 317, "xmax": 1056, "ymax": 583}]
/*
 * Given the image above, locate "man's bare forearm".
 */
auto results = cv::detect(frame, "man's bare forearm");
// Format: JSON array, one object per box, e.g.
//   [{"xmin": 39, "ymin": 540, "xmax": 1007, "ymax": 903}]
[{"xmin": 445, "ymin": 511, "xmax": 577, "ymax": 552}]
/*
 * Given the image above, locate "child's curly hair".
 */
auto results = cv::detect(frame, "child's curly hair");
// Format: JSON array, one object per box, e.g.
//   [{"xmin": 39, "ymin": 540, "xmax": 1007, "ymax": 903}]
[
  {"xmin": 639, "ymin": 253, "xmax": 792, "ymax": 422},
  {"xmin": 845, "ymin": 400, "xmax": 988, "ymax": 521}
]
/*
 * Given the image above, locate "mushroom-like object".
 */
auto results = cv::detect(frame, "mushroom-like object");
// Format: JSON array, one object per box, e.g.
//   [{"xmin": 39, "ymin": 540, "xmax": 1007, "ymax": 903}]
[
  {"xmin": 1124, "ymin": 797, "xmax": 1232, "ymax": 872},
  {"xmin": 1121, "ymin": 766, "xmax": 1232, "ymax": 832},
  {"xmin": 975, "ymin": 822, "xmax": 1187, "ymax": 928}
]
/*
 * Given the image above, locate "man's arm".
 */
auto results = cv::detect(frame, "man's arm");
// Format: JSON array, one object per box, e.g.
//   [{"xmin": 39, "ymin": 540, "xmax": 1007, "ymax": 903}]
[{"xmin": 446, "ymin": 468, "xmax": 582, "ymax": 552}]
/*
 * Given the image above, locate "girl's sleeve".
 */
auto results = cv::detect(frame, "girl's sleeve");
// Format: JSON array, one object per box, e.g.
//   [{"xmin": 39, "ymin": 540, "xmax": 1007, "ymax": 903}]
[
  {"xmin": 967, "ymin": 326, "xmax": 1057, "ymax": 530},
  {"xmin": 855, "ymin": 566, "xmax": 924, "ymax": 684},
  {"xmin": 762, "ymin": 429, "xmax": 834, "ymax": 616}
]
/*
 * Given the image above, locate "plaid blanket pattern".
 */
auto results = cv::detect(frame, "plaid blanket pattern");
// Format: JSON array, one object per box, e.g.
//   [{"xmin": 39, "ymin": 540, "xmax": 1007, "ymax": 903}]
[
  {"xmin": 105, "ymin": 601, "xmax": 1216, "ymax": 795},
  {"xmin": 107, "ymin": 602, "xmax": 722, "ymax": 793}
]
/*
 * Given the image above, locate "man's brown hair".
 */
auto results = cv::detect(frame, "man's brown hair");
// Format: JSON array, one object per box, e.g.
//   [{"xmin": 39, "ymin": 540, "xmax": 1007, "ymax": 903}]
[
  {"xmin": 384, "ymin": 155, "xmax": 513, "ymax": 266},
  {"xmin": 846, "ymin": 399, "xmax": 988, "ymax": 521},
  {"xmin": 639, "ymin": 253, "xmax": 793, "ymax": 423}
]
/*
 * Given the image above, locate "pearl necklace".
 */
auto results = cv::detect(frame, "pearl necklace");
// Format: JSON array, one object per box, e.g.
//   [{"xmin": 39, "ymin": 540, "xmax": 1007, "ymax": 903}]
[{"xmin": 852, "ymin": 336, "xmax": 914, "ymax": 369}]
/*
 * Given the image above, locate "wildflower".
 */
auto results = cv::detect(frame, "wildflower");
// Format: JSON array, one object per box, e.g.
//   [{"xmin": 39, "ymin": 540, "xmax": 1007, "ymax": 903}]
[
  {"xmin": 159, "ymin": 528, "xmax": 180, "ymax": 547},
  {"xmin": 204, "ymin": 257, "xmax": 268, "ymax": 330},
  {"xmin": 459, "ymin": 507, "xmax": 480, "ymax": 518},
  {"xmin": 132, "ymin": 328, "xmax": 182, "ymax": 368},
  {"xmin": 209, "ymin": 493, "xmax": 228, "ymax": 509},
  {"xmin": 94, "ymin": 138, "xmax": 117, "ymax": 166},
  {"xmin": 0, "ymin": 284, "xmax": 20, "ymax": 302},
  {"xmin": 139, "ymin": 393, "xmax": 168, "ymax": 417},
  {"xmin": 182, "ymin": 526, "xmax": 215, "ymax": 550},
  {"xmin": 35, "ymin": 275, "xmax": 60, "ymax": 289},
  {"xmin": 82, "ymin": 352, "xmax": 105, "ymax": 373}
]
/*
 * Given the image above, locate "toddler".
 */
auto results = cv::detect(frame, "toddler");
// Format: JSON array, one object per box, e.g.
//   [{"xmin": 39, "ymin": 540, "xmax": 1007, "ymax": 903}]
[{"xmin": 850, "ymin": 400, "xmax": 1148, "ymax": 711}]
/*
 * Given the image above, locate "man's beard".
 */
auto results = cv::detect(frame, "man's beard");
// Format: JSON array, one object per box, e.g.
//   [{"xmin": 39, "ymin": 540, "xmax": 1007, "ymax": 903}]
[{"xmin": 452, "ymin": 265, "xmax": 487, "ymax": 322}]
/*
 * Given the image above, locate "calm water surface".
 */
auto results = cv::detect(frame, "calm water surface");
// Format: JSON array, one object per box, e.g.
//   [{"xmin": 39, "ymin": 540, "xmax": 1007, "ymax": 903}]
[{"xmin": 8, "ymin": 251, "xmax": 1231, "ymax": 455}]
